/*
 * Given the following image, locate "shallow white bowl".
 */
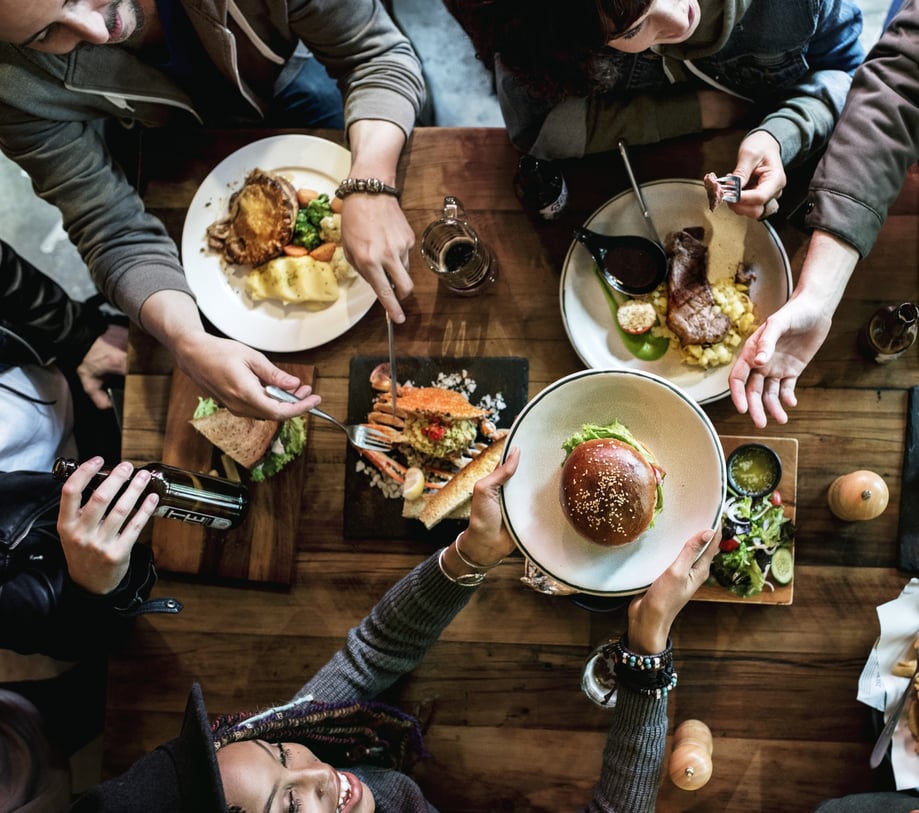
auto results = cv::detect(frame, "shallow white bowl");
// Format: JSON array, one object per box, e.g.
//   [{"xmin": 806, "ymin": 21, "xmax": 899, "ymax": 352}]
[{"xmin": 500, "ymin": 368, "xmax": 726, "ymax": 595}]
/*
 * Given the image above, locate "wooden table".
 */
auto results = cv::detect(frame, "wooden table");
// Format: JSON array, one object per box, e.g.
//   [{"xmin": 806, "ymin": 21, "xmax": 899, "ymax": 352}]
[{"xmin": 109, "ymin": 126, "xmax": 919, "ymax": 811}]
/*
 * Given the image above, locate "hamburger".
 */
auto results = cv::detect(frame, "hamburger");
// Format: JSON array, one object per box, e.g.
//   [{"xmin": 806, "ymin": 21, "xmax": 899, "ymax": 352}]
[
  {"xmin": 190, "ymin": 397, "xmax": 306, "ymax": 482},
  {"xmin": 559, "ymin": 420, "xmax": 665, "ymax": 546}
]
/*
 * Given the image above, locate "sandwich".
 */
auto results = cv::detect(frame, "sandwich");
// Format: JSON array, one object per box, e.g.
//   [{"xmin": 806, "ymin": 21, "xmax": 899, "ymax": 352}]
[
  {"xmin": 559, "ymin": 419, "xmax": 665, "ymax": 546},
  {"xmin": 190, "ymin": 398, "xmax": 306, "ymax": 482}
]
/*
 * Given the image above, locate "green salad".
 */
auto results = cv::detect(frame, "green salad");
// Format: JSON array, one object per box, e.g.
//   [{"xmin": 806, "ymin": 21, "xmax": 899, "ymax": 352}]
[{"xmin": 710, "ymin": 492, "xmax": 795, "ymax": 597}]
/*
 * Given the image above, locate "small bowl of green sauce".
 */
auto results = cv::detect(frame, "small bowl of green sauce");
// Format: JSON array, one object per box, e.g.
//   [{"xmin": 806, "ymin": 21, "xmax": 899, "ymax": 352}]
[{"xmin": 726, "ymin": 443, "xmax": 782, "ymax": 498}]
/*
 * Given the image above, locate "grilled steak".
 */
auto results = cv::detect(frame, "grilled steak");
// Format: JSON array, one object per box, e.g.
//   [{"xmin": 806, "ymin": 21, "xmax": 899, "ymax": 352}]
[
  {"xmin": 207, "ymin": 170, "xmax": 299, "ymax": 266},
  {"xmin": 665, "ymin": 227, "xmax": 731, "ymax": 346}
]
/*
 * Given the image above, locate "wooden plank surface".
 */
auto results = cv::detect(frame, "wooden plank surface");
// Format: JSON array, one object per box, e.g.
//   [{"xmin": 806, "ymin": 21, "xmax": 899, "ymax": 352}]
[{"xmin": 106, "ymin": 127, "xmax": 919, "ymax": 812}]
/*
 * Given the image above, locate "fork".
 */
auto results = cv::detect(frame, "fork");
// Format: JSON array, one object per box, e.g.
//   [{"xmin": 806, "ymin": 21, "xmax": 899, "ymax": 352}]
[
  {"xmin": 715, "ymin": 174, "xmax": 742, "ymax": 203},
  {"xmin": 265, "ymin": 386, "xmax": 393, "ymax": 452}
]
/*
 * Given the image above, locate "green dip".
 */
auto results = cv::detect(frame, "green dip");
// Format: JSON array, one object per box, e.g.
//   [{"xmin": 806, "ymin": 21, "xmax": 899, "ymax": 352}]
[{"xmin": 727, "ymin": 444, "xmax": 781, "ymax": 496}]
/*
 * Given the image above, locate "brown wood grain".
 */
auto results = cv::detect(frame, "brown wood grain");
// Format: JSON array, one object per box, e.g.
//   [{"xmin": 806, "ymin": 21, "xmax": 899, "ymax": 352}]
[
  {"xmin": 107, "ymin": 128, "xmax": 919, "ymax": 812},
  {"xmin": 149, "ymin": 363, "xmax": 314, "ymax": 584}
]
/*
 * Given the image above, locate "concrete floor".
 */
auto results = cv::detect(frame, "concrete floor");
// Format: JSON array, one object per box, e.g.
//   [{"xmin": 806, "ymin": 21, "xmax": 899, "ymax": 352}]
[{"xmin": 0, "ymin": 0, "xmax": 897, "ymax": 300}]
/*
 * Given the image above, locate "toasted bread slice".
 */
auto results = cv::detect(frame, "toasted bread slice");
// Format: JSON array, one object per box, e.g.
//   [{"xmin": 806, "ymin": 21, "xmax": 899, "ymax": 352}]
[
  {"xmin": 417, "ymin": 435, "xmax": 507, "ymax": 529},
  {"xmin": 402, "ymin": 496, "xmax": 471, "ymax": 521},
  {"xmin": 190, "ymin": 409, "xmax": 279, "ymax": 469}
]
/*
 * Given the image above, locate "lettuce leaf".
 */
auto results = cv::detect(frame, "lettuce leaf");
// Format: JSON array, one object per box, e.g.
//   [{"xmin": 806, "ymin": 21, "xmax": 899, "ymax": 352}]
[
  {"xmin": 250, "ymin": 415, "xmax": 307, "ymax": 482},
  {"xmin": 193, "ymin": 397, "xmax": 219, "ymax": 419}
]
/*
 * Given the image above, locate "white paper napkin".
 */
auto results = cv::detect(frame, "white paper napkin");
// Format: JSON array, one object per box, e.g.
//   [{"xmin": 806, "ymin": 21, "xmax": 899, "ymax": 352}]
[{"xmin": 857, "ymin": 578, "xmax": 919, "ymax": 790}]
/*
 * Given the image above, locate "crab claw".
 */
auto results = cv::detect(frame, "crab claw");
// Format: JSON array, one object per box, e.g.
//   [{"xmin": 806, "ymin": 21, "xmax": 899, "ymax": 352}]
[{"xmin": 370, "ymin": 362, "xmax": 394, "ymax": 392}]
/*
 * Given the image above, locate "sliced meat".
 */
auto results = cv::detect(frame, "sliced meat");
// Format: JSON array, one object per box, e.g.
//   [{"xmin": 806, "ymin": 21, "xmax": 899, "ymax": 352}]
[
  {"xmin": 665, "ymin": 228, "xmax": 731, "ymax": 346},
  {"xmin": 207, "ymin": 169, "xmax": 299, "ymax": 266},
  {"xmin": 703, "ymin": 172, "xmax": 724, "ymax": 211}
]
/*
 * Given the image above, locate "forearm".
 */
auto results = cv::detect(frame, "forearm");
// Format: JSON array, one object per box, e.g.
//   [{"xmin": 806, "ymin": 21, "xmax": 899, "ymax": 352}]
[
  {"xmin": 297, "ymin": 553, "xmax": 476, "ymax": 703},
  {"xmin": 585, "ymin": 690, "xmax": 669, "ymax": 812},
  {"xmin": 345, "ymin": 119, "xmax": 406, "ymax": 185},
  {"xmin": 793, "ymin": 230, "xmax": 860, "ymax": 315},
  {"xmin": 137, "ymin": 289, "xmax": 208, "ymax": 356}
]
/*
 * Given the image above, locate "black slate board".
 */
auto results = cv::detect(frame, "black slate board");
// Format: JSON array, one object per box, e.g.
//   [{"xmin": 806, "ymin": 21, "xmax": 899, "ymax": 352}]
[
  {"xmin": 898, "ymin": 386, "xmax": 919, "ymax": 573},
  {"xmin": 343, "ymin": 356, "xmax": 529, "ymax": 541}
]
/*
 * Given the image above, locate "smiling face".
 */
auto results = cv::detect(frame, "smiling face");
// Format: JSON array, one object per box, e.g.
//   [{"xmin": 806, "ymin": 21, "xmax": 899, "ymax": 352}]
[
  {"xmin": 0, "ymin": 0, "xmax": 153, "ymax": 53},
  {"xmin": 217, "ymin": 740, "xmax": 375, "ymax": 813},
  {"xmin": 606, "ymin": 0, "xmax": 702, "ymax": 53}
]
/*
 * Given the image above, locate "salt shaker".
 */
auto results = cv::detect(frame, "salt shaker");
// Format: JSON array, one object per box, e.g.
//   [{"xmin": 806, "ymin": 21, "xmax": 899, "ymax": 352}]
[{"xmin": 857, "ymin": 301, "xmax": 919, "ymax": 363}]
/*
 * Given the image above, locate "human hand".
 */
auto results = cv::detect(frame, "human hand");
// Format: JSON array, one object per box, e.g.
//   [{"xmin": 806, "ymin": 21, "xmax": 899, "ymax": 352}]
[
  {"xmin": 729, "ymin": 230, "xmax": 859, "ymax": 427},
  {"xmin": 56, "ymin": 458, "xmax": 159, "ymax": 595},
  {"xmin": 457, "ymin": 445, "xmax": 520, "ymax": 567},
  {"xmin": 729, "ymin": 298, "xmax": 832, "ymax": 427},
  {"xmin": 77, "ymin": 323, "xmax": 128, "ymax": 409},
  {"xmin": 172, "ymin": 331, "xmax": 321, "ymax": 420},
  {"xmin": 340, "ymin": 194, "xmax": 415, "ymax": 324},
  {"xmin": 728, "ymin": 131, "xmax": 786, "ymax": 220},
  {"xmin": 626, "ymin": 528, "xmax": 720, "ymax": 654}
]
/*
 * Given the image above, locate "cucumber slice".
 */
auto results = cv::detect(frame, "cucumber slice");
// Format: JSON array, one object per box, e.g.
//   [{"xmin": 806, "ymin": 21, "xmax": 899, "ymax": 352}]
[{"xmin": 770, "ymin": 547, "xmax": 794, "ymax": 585}]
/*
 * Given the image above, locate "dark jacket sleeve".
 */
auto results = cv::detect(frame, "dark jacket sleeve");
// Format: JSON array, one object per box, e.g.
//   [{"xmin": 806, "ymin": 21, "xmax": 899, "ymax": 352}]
[
  {"xmin": 0, "ymin": 471, "xmax": 169, "ymax": 661},
  {"xmin": 805, "ymin": 0, "xmax": 919, "ymax": 257},
  {"xmin": 0, "ymin": 239, "xmax": 108, "ymax": 373}
]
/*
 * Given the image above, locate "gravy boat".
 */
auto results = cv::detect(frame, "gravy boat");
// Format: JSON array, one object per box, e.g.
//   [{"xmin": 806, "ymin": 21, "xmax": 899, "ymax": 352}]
[{"xmin": 573, "ymin": 226, "xmax": 668, "ymax": 295}]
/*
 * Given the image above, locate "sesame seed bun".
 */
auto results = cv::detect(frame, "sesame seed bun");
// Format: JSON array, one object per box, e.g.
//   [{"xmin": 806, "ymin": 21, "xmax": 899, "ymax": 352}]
[{"xmin": 559, "ymin": 437, "xmax": 659, "ymax": 546}]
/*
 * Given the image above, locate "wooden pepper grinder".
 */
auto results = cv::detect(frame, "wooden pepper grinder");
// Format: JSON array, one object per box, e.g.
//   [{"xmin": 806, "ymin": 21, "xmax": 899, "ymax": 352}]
[{"xmin": 669, "ymin": 719, "xmax": 714, "ymax": 790}]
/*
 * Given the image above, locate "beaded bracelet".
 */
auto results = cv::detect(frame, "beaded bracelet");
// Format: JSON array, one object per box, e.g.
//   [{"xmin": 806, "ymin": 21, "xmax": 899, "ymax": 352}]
[
  {"xmin": 335, "ymin": 177, "xmax": 401, "ymax": 200},
  {"xmin": 610, "ymin": 636, "xmax": 677, "ymax": 699},
  {"xmin": 612, "ymin": 635, "xmax": 674, "ymax": 671}
]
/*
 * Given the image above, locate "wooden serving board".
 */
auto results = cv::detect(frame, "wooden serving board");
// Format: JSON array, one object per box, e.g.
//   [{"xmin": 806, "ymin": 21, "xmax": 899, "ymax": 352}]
[
  {"xmin": 151, "ymin": 363, "xmax": 314, "ymax": 585},
  {"xmin": 693, "ymin": 435, "xmax": 798, "ymax": 605}
]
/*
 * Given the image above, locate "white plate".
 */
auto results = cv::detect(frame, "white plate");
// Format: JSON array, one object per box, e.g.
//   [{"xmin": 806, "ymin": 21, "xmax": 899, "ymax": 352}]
[
  {"xmin": 560, "ymin": 179, "xmax": 792, "ymax": 404},
  {"xmin": 500, "ymin": 369, "xmax": 726, "ymax": 596},
  {"xmin": 181, "ymin": 134, "xmax": 377, "ymax": 352}
]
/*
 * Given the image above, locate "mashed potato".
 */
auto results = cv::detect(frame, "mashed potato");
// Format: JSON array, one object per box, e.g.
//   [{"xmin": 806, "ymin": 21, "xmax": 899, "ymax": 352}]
[{"xmin": 649, "ymin": 277, "xmax": 757, "ymax": 369}]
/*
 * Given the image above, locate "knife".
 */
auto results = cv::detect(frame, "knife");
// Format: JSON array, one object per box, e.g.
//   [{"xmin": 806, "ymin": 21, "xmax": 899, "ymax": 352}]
[
  {"xmin": 386, "ymin": 313, "xmax": 398, "ymax": 417},
  {"xmin": 870, "ymin": 643, "xmax": 919, "ymax": 768}
]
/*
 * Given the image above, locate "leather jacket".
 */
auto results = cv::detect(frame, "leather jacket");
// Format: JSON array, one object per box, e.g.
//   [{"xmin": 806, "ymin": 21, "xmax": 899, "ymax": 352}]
[
  {"xmin": 0, "ymin": 239, "xmax": 109, "ymax": 376},
  {"xmin": 0, "ymin": 470, "xmax": 182, "ymax": 660}
]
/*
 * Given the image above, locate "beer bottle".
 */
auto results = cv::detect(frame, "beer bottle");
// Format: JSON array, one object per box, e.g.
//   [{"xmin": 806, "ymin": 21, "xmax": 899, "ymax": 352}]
[
  {"xmin": 857, "ymin": 302, "xmax": 919, "ymax": 363},
  {"xmin": 513, "ymin": 154, "xmax": 568, "ymax": 221},
  {"xmin": 52, "ymin": 458, "xmax": 249, "ymax": 530}
]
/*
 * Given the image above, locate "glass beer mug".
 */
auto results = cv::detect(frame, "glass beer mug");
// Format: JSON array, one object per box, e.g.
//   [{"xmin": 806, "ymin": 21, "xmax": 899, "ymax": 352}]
[{"xmin": 420, "ymin": 196, "xmax": 497, "ymax": 295}]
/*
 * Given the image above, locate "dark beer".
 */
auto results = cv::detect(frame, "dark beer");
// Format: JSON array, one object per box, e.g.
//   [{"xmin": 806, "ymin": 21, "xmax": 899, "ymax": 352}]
[{"xmin": 52, "ymin": 458, "xmax": 250, "ymax": 530}]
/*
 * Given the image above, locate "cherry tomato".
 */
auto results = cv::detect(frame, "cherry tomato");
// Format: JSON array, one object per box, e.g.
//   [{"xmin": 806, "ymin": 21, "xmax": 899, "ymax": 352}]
[
  {"xmin": 770, "ymin": 490, "xmax": 783, "ymax": 506},
  {"xmin": 719, "ymin": 538, "xmax": 740, "ymax": 552}
]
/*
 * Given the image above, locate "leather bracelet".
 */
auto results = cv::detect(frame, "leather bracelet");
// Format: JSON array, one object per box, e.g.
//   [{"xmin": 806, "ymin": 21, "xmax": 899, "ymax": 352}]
[
  {"xmin": 437, "ymin": 546, "xmax": 486, "ymax": 587},
  {"xmin": 335, "ymin": 177, "xmax": 401, "ymax": 200},
  {"xmin": 454, "ymin": 532, "xmax": 504, "ymax": 571}
]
